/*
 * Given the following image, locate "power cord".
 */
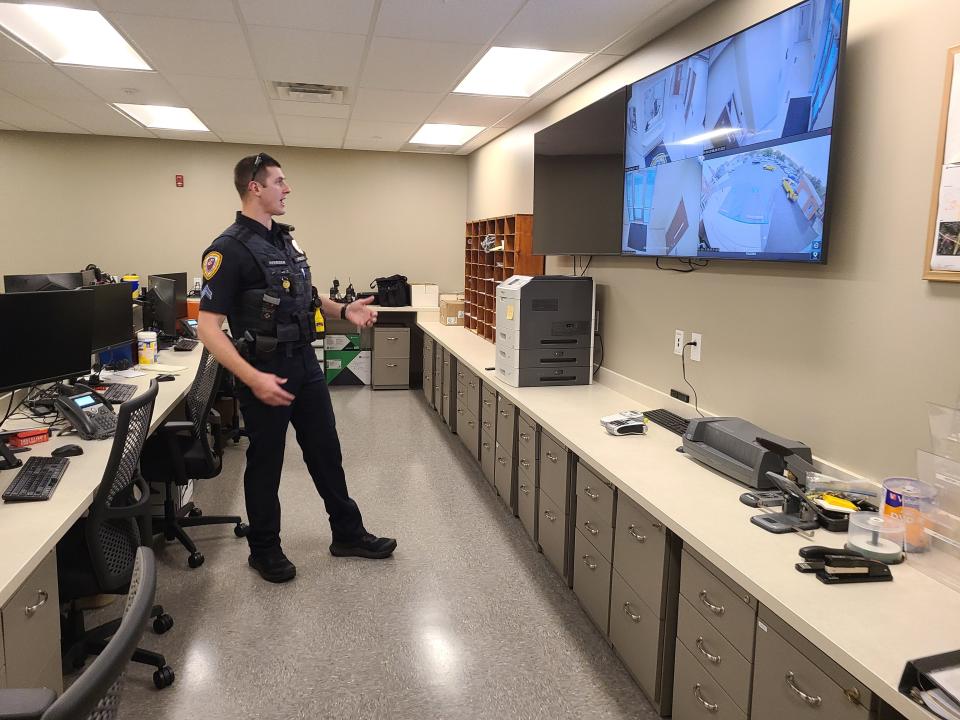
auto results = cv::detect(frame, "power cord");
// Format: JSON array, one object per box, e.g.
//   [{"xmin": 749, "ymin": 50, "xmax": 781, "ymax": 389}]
[
  {"xmin": 656, "ymin": 257, "xmax": 709, "ymax": 273},
  {"xmin": 681, "ymin": 340, "xmax": 704, "ymax": 417},
  {"xmin": 593, "ymin": 331, "xmax": 604, "ymax": 378}
]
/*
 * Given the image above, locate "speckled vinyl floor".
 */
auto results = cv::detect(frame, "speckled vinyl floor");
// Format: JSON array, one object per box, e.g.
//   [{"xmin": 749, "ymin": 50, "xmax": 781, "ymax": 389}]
[{"xmin": 103, "ymin": 386, "xmax": 658, "ymax": 720}]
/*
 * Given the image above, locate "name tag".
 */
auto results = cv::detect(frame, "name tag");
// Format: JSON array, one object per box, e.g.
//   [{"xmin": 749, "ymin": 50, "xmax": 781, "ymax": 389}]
[
  {"xmin": 267, "ymin": 259, "xmax": 287, "ymax": 266},
  {"xmin": 294, "ymin": 255, "xmax": 307, "ymax": 262}
]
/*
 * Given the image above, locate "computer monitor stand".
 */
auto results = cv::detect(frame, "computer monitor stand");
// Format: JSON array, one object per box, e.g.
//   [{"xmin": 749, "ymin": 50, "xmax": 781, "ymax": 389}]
[{"xmin": 0, "ymin": 440, "xmax": 23, "ymax": 471}]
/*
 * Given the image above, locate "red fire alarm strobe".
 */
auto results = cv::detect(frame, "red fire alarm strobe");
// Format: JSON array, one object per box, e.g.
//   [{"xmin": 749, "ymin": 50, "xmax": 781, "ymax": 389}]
[{"xmin": 175, "ymin": 174, "xmax": 184, "ymax": 187}]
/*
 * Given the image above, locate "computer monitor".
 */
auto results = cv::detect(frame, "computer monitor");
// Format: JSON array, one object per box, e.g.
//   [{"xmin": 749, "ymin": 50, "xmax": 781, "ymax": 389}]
[
  {"xmin": 153, "ymin": 272, "xmax": 187, "ymax": 321},
  {"xmin": 91, "ymin": 282, "xmax": 134, "ymax": 353},
  {"xmin": 3, "ymin": 272, "xmax": 87, "ymax": 293},
  {"xmin": 0, "ymin": 290, "xmax": 95, "ymax": 392},
  {"xmin": 145, "ymin": 275, "xmax": 177, "ymax": 337}
]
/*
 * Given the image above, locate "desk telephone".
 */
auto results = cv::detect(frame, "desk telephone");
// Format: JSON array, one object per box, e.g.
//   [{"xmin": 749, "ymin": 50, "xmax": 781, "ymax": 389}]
[
  {"xmin": 180, "ymin": 319, "xmax": 198, "ymax": 339},
  {"xmin": 55, "ymin": 389, "xmax": 117, "ymax": 440}
]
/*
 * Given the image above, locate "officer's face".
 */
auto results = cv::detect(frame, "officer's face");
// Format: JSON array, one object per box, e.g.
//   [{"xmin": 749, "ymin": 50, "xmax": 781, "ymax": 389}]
[{"xmin": 250, "ymin": 166, "xmax": 291, "ymax": 216}]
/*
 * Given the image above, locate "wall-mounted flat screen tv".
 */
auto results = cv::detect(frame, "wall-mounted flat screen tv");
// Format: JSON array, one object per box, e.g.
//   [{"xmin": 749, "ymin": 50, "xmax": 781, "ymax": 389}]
[{"xmin": 621, "ymin": 0, "xmax": 846, "ymax": 262}]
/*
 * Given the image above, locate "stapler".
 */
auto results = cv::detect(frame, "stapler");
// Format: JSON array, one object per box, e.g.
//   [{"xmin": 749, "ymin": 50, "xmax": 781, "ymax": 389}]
[{"xmin": 794, "ymin": 546, "xmax": 893, "ymax": 584}]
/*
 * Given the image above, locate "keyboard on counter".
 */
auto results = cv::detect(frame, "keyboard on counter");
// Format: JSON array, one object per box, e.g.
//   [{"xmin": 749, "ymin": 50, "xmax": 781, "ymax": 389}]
[
  {"xmin": 173, "ymin": 338, "xmax": 199, "ymax": 352},
  {"xmin": 643, "ymin": 409, "xmax": 690, "ymax": 436},
  {"xmin": 98, "ymin": 383, "xmax": 137, "ymax": 404},
  {"xmin": 2, "ymin": 456, "xmax": 69, "ymax": 502}
]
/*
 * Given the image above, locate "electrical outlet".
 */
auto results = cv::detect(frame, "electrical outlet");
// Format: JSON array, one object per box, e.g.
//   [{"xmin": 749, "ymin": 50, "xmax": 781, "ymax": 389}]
[
  {"xmin": 691, "ymin": 332, "xmax": 702, "ymax": 361},
  {"xmin": 671, "ymin": 388, "xmax": 690, "ymax": 403},
  {"xmin": 594, "ymin": 310, "xmax": 600, "ymax": 333},
  {"xmin": 674, "ymin": 329, "xmax": 685, "ymax": 355}
]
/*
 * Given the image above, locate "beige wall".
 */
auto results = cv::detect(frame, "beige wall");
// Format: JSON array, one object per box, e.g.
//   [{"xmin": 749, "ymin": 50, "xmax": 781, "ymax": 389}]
[
  {"xmin": 467, "ymin": 0, "xmax": 960, "ymax": 481},
  {"xmin": 1, "ymin": 132, "xmax": 467, "ymax": 293}
]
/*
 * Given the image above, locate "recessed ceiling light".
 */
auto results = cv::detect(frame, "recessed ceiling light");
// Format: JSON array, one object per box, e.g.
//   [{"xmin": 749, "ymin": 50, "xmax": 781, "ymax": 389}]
[
  {"xmin": 454, "ymin": 47, "xmax": 588, "ymax": 97},
  {"xmin": 0, "ymin": 3, "xmax": 150, "ymax": 70},
  {"xmin": 410, "ymin": 124, "xmax": 485, "ymax": 146},
  {"xmin": 113, "ymin": 104, "xmax": 209, "ymax": 132}
]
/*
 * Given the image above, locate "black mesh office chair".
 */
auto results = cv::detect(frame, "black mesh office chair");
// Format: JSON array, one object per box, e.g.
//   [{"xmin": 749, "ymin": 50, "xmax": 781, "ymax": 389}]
[
  {"xmin": 57, "ymin": 380, "xmax": 176, "ymax": 690},
  {"xmin": 142, "ymin": 348, "xmax": 248, "ymax": 568},
  {"xmin": 0, "ymin": 547, "xmax": 158, "ymax": 720}
]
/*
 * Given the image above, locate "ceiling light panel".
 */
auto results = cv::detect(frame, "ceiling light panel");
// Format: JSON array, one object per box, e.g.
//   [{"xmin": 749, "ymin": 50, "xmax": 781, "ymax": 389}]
[
  {"xmin": 113, "ymin": 103, "xmax": 208, "ymax": 131},
  {"xmin": 0, "ymin": 4, "xmax": 150, "ymax": 69},
  {"xmin": 454, "ymin": 47, "xmax": 587, "ymax": 97},
  {"xmin": 410, "ymin": 123, "xmax": 484, "ymax": 146}
]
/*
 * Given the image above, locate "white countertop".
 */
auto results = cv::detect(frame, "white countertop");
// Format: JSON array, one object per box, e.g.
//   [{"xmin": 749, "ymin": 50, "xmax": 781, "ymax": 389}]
[{"xmin": 419, "ymin": 321, "xmax": 956, "ymax": 720}]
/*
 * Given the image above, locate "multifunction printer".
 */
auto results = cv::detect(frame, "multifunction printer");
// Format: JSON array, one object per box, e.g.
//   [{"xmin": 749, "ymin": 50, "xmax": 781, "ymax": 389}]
[{"xmin": 494, "ymin": 275, "xmax": 595, "ymax": 387}]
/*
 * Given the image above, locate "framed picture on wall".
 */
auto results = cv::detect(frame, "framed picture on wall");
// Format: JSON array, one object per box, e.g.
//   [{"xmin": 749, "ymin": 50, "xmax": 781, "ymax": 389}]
[{"xmin": 925, "ymin": 44, "xmax": 960, "ymax": 281}]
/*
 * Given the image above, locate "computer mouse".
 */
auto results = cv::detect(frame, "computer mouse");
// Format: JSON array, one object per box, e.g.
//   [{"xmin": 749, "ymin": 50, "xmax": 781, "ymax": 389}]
[
  {"xmin": 52, "ymin": 444, "xmax": 84, "ymax": 458},
  {"xmin": 156, "ymin": 374, "xmax": 176, "ymax": 382}
]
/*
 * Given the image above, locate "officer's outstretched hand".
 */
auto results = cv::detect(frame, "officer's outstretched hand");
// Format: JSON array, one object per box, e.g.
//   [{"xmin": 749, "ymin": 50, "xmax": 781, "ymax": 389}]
[
  {"xmin": 250, "ymin": 372, "xmax": 295, "ymax": 406},
  {"xmin": 345, "ymin": 296, "xmax": 378, "ymax": 328}
]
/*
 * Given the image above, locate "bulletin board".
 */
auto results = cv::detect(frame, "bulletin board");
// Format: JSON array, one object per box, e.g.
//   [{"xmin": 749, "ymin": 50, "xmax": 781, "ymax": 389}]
[{"xmin": 925, "ymin": 45, "xmax": 960, "ymax": 281}]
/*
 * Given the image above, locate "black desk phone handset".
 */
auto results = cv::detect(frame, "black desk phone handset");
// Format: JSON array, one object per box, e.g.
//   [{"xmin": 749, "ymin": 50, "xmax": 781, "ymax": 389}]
[
  {"xmin": 55, "ymin": 388, "xmax": 117, "ymax": 440},
  {"xmin": 180, "ymin": 318, "xmax": 199, "ymax": 339}
]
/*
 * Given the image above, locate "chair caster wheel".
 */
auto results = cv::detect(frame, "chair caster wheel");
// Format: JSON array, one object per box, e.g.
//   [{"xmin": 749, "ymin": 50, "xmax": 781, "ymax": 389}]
[
  {"xmin": 234, "ymin": 522, "xmax": 250, "ymax": 537},
  {"xmin": 153, "ymin": 613, "xmax": 174, "ymax": 634},
  {"xmin": 153, "ymin": 665, "xmax": 175, "ymax": 689},
  {"xmin": 188, "ymin": 507, "xmax": 203, "ymax": 517},
  {"xmin": 187, "ymin": 552, "xmax": 204, "ymax": 568}
]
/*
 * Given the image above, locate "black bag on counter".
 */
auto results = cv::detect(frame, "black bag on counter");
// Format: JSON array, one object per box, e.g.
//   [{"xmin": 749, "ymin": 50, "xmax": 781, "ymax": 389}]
[{"xmin": 371, "ymin": 275, "xmax": 409, "ymax": 307}]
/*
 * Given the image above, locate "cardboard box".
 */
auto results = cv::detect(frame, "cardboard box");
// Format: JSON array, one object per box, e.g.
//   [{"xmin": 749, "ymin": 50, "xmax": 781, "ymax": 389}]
[
  {"xmin": 325, "ymin": 350, "xmax": 371, "ymax": 385},
  {"xmin": 324, "ymin": 333, "xmax": 361, "ymax": 351},
  {"xmin": 440, "ymin": 296, "xmax": 465, "ymax": 326},
  {"xmin": 410, "ymin": 283, "xmax": 439, "ymax": 308}
]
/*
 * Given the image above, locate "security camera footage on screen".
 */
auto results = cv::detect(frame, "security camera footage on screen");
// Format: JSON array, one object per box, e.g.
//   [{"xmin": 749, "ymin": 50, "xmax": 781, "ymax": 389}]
[{"xmin": 621, "ymin": 0, "xmax": 842, "ymax": 262}]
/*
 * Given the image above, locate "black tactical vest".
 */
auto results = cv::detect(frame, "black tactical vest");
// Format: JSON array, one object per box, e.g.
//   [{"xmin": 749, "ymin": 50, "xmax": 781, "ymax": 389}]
[{"xmin": 216, "ymin": 221, "xmax": 316, "ymax": 355}]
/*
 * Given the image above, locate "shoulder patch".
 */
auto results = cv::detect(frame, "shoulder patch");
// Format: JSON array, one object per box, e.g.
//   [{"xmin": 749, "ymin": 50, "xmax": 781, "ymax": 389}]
[
  {"xmin": 203, "ymin": 251, "xmax": 223, "ymax": 280},
  {"xmin": 291, "ymin": 238, "xmax": 304, "ymax": 254}
]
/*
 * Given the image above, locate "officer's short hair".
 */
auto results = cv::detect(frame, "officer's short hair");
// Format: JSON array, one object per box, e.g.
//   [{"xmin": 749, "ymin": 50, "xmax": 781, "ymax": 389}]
[{"xmin": 234, "ymin": 153, "xmax": 281, "ymax": 197}]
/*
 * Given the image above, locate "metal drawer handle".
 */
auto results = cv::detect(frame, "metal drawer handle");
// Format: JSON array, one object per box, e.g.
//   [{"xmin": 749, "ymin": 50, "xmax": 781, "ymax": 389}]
[
  {"xmin": 497, "ymin": 457, "xmax": 506, "ymax": 466},
  {"xmin": 696, "ymin": 637, "xmax": 721, "ymax": 665},
  {"xmin": 623, "ymin": 602, "xmax": 642, "ymax": 623},
  {"xmin": 519, "ymin": 483, "xmax": 529, "ymax": 495},
  {"xmin": 652, "ymin": 521, "xmax": 663, "ymax": 529},
  {"xmin": 693, "ymin": 684, "xmax": 719, "ymax": 713},
  {"xmin": 482, "ymin": 442, "xmax": 491, "ymax": 450},
  {"xmin": 519, "ymin": 459, "xmax": 530, "ymax": 469},
  {"xmin": 457, "ymin": 390, "xmax": 465, "ymax": 398},
  {"xmin": 844, "ymin": 687, "xmax": 862, "ymax": 705},
  {"xmin": 457, "ymin": 408, "xmax": 464, "ymax": 415},
  {"xmin": 581, "ymin": 555, "xmax": 598, "ymax": 570},
  {"xmin": 628, "ymin": 524, "xmax": 646, "ymax": 542},
  {"xmin": 444, "ymin": 361, "xmax": 449, "ymax": 366},
  {"xmin": 785, "ymin": 672, "xmax": 822, "ymax": 707},
  {"xmin": 424, "ymin": 372, "xmax": 431, "ymax": 378},
  {"xmin": 469, "ymin": 381, "xmax": 476, "ymax": 389},
  {"xmin": 387, "ymin": 363, "xmax": 398, "ymax": 368},
  {"xmin": 519, "ymin": 432, "xmax": 530, "ymax": 441},
  {"xmin": 546, "ymin": 452, "xmax": 558, "ymax": 463},
  {"xmin": 583, "ymin": 486, "xmax": 600, "ymax": 501},
  {"xmin": 499, "ymin": 409, "xmax": 508, "ymax": 417},
  {"xmin": 698, "ymin": 590, "xmax": 725, "ymax": 616},
  {"xmin": 482, "ymin": 421, "xmax": 492, "ymax": 429},
  {"xmin": 457, "ymin": 372, "xmax": 464, "ymax": 379},
  {"xmin": 25, "ymin": 589, "xmax": 48, "ymax": 616},
  {"xmin": 583, "ymin": 520, "xmax": 599, "ymax": 536},
  {"xmin": 483, "ymin": 400, "xmax": 492, "ymax": 407},
  {"xmin": 467, "ymin": 420, "xmax": 475, "ymax": 428},
  {"xmin": 544, "ymin": 510, "xmax": 557, "ymax": 522},
  {"xmin": 386, "ymin": 336, "xmax": 398, "ymax": 341}
]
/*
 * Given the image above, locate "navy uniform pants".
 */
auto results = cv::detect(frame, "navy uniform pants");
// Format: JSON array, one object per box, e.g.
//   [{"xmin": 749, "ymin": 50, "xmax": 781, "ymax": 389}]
[{"xmin": 238, "ymin": 344, "xmax": 365, "ymax": 554}]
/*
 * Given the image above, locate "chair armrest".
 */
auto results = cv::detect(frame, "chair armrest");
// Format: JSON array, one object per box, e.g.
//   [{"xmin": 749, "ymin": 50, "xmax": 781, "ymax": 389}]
[
  {"xmin": 208, "ymin": 409, "xmax": 224, "ymax": 456},
  {"xmin": 156, "ymin": 421, "xmax": 194, "ymax": 435},
  {"xmin": 0, "ymin": 688, "xmax": 57, "ymax": 719}
]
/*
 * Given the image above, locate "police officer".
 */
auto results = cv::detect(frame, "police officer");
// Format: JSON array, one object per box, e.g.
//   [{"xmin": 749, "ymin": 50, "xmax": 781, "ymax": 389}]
[{"xmin": 197, "ymin": 153, "xmax": 396, "ymax": 583}]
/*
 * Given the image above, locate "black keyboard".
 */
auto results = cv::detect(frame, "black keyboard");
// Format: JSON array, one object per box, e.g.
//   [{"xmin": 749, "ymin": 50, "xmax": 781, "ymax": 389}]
[
  {"xmin": 173, "ymin": 338, "xmax": 198, "ymax": 351},
  {"xmin": 644, "ymin": 409, "xmax": 690, "ymax": 436},
  {"xmin": 99, "ymin": 383, "xmax": 137, "ymax": 403},
  {"xmin": 3, "ymin": 456, "xmax": 70, "ymax": 502}
]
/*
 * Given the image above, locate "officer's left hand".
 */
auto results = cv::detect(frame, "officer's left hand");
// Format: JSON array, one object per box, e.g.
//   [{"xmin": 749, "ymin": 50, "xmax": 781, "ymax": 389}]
[{"xmin": 345, "ymin": 296, "xmax": 378, "ymax": 328}]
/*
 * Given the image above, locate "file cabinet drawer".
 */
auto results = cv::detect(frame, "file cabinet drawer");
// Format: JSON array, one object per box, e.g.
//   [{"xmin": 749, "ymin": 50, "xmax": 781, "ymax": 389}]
[
  {"xmin": 494, "ymin": 441, "xmax": 514, "ymax": 510},
  {"xmin": 614, "ymin": 495, "xmax": 667, "ymax": 618},
  {"xmin": 539, "ymin": 431, "xmax": 568, "ymax": 511},
  {"xmin": 2, "ymin": 551, "xmax": 61, "ymax": 692},
  {"xmin": 517, "ymin": 414, "xmax": 536, "ymax": 473},
  {"xmin": 673, "ymin": 643, "xmax": 747, "ymax": 720},
  {"xmin": 464, "ymin": 369, "xmax": 480, "ymax": 415},
  {"xmin": 458, "ymin": 406, "xmax": 479, "ymax": 459},
  {"xmin": 576, "ymin": 462, "xmax": 615, "ymax": 562},
  {"xmin": 539, "ymin": 490, "xmax": 566, "ymax": 578},
  {"xmin": 680, "ymin": 550, "xmax": 756, "ymax": 661},
  {"xmin": 517, "ymin": 466, "xmax": 536, "ymax": 542},
  {"xmin": 496, "ymin": 395, "xmax": 517, "ymax": 451},
  {"xmin": 573, "ymin": 529, "xmax": 611, "ymax": 634},
  {"xmin": 423, "ymin": 334, "xmax": 434, "ymax": 355},
  {"xmin": 373, "ymin": 327, "xmax": 410, "ymax": 359},
  {"xmin": 609, "ymin": 569, "xmax": 661, "ymax": 702},
  {"xmin": 677, "ymin": 597, "xmax": 752, "ymax": 714},
  {"xmin": 481, "ymin": 384, "xmax": 497, "ymax": 437},
  {"xmin": 480, "ymin": 433, "xmax": 495, "ymax": 486},
  {"xmin": 372, "ymin": 357, "xmax": 409, "ymax": 388}
]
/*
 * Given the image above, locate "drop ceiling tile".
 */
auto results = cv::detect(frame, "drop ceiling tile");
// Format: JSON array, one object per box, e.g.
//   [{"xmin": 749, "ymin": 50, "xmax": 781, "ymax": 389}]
[
  {"xmin": 276, "ymin": 115, "xmax": 347, "ymax": 147},
  {"xmin": 239, "ymin": 0, "xmax": 375, "ymax": 34},
  {"xmin": 342, "ymin": 137, "xmax": 406, "ymax": 152},
  {"xmin": 0, "ymin": 89, "xmax": 89, "ymax": 132},
  {"xmin": 270, "ymin": 99, "xmax": 351, "ymax": 120},
  {"xmin": 28, "ymin": 97, "xmax": 153, "ymax": 135},
  {"xmin": 217, "ymin": 132, "xmax": 282, "ymax": 146},
  {"xmin": 537, "ymin": 53, "xmax": 622, "ymax": 98},
  {"xmin": 0, "ymin": 34, "xmax": 42, "ymax": 63},
  {"xmin": 352, "ymin": 88, "xmax": 442, "ymax": 124},
  {"xmin": 150, "ymin": 129, "xmax": 220, "ymax": 142},
  {"xmin": 361, "ymin": 37, "xmax": 483, "ymax": 93},
  {"xmin": 165, "ymin": 75, "xmax": 267, "ymax": 112},
  {"xmin": 605, "ymin": 0, "xmax": 714, "ymax": 56},
  {"xmin": 248, "ymin": 26, "xmax": 366, "ymax": 87},
  {"xmin": 60, "ymin": 67, "xmax": 184, "ymax": 104},
  {"xmin": 96, "ymin": 0, "xmax": 238, "ymax": 22},
  {"xmin": 496, "ymin": 0, "xmax": 672, "ymax": 53},
  {"xmin": 193, "ymin": 109, "xmax": 276, "ymax": 136},
  {"xmin": 374, "ymin": 0, "xmax": 524, "ymax": 43},
  {"xmin": 345, "ymin": 119, "xmax": 418, "ymax": 144},
  {"xmin": 429, "ymin": 94, "xmax": 525, "ymax": 126},
  {"xmin": 106, "ymin": 13, "xmax": 258, "ymax": 79},
  {"xmin": 0, "ymin": 61, "xmax": 96, "ymax": 100}
]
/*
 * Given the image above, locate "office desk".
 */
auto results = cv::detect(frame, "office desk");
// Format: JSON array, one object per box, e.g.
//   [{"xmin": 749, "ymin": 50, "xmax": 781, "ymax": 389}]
[
  {"xmin": 419, "ymin": 320, "xmax": 959, "ymax": 720},
  {"xmin": 0, "ymin": 348, "xmax": 203, "ymax": 609}
]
